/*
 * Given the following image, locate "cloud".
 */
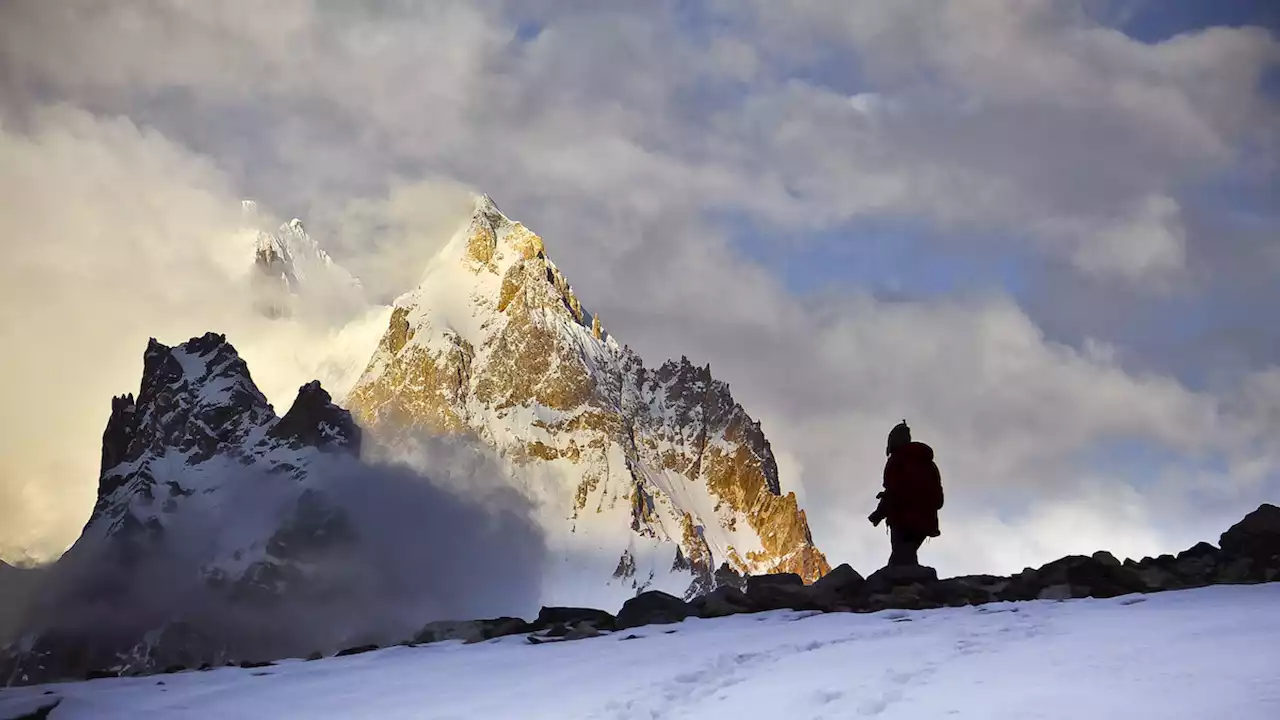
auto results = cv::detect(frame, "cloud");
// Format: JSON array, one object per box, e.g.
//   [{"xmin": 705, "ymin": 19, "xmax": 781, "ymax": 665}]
[
  {"xmin": 0, "ymin": 0, "xmax": 1277, "ymax": 582},
  {"xmin": 11, "ymin": 434, "xmax": 545, "ymax": 664},
  {"xmin": 0, "ymin": 106, "xmax": 433, "ymax": 560}
]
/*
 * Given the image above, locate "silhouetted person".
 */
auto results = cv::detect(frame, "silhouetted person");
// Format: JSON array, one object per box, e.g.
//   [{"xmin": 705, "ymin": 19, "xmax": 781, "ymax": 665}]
[{"xmin": 868, "ymin": 421, "xmax": 944, "ymax": 567}]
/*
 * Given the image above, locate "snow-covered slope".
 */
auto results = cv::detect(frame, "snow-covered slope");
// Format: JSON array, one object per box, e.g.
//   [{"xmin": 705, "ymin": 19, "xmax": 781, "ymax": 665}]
[
  {"xmin": 346, "ymin": 195, "xmax": 829, "ymax": 606},
  {"xmin": 5, "ymin": 584, "xmax": 1277, "ymax": 720}
]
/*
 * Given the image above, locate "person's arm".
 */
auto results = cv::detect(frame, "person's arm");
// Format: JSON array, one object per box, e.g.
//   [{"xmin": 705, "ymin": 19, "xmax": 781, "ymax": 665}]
[{"xmin": 870, "ymin": 456, "xmax": 903, "ymax": 525}]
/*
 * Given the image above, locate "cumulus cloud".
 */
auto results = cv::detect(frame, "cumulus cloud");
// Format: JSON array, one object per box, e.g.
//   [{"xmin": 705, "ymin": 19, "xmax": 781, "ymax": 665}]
[
  {"xmin": 0, "ymin": 106, "xmax": 457, "ymax": 560},
  {"xmin": 0, "ymin": 0, "xmax": 1277, "ymax": 580}
]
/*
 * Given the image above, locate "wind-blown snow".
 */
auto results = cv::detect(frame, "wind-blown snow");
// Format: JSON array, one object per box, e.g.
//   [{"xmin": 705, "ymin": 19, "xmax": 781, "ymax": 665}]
[{"xmin": 4, "ymin": 584, "xmax": 1277, "ymax": 719}]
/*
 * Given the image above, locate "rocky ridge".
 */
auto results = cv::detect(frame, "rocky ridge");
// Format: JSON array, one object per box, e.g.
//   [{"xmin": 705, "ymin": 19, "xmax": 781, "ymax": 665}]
[{"xmin": 3, "ymin": 333, "xmax": 364, "ymax": 686}]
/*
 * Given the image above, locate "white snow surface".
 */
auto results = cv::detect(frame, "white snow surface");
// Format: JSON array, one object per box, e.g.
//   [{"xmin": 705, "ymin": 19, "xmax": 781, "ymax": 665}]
[{"xmin": 5, "ymin": 584, "xmax": 1277, "ymax": 719}]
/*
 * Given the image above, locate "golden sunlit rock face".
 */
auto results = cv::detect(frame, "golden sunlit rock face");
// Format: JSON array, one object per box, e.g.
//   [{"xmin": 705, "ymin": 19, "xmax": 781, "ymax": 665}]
[{"xmin": 347, "ymin": 195, "xmax": 828, "ymax": 595}]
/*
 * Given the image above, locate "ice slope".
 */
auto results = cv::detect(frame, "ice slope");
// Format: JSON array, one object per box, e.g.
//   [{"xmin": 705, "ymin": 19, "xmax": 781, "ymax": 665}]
[{"xmin": 5, "ymin": 584, "xmax": 1277, "ymax": 719}]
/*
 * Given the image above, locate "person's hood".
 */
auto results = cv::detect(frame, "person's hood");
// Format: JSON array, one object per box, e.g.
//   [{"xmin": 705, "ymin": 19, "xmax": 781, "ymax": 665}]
[{"xmin": 893, "ymin": 441, "xmax": 934, "ymax": 462}]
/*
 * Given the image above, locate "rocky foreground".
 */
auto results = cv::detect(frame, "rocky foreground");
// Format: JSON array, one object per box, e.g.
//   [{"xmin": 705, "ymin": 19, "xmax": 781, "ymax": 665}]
[
  {"xmin": 85, "ymin": 501, "xmax": 1275, "ymax": 676},
  {"xmin": 399, "ymin": 502, "xmax": 1280, "ymax": 649}
]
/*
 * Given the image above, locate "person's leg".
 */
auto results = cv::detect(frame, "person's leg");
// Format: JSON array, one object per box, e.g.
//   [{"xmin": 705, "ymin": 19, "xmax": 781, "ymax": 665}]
[
  {"xmin": 888, "ymin": 526, "xmax": 910, "ymax": 566},
  {"xmin": 889, "ymin": 526, "xmax": 925, "ymax": 566},
  {"xmin": 903, "ymin": 533, "xmax": 923, "ymax": 566}
]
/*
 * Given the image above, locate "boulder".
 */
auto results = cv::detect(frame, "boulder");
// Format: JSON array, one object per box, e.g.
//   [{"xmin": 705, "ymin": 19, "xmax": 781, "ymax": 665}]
[
  {"xmin": 713, "ymin": 563, "xmax": 747, "ymax": 592},
  {"xmin": 996, "ymin": 568, "xmax": 1042, "ymax": 602},
  {"xmin": 564, "ymin": 623, "xmax": 602, "ymax": 641},
  {"xmin": 1092, "ymin": 551, "xmax": 1121, "ymax": 567},
  {"xmin": 617, "ymin": 591, "xmax": 694, "ymax": 630},
  {"xmin": 745, "ymin": 573, "xmax": 803, "ymax": 596},
  {"xmin": 1037, "ymin": 584, "xmax": 1076, "ymax": 600},
  {"xmin": 533, "ymin": 607, "xmax": 616, "ymax": 632},
  {"xmin": 691, "ymin": 585, "xmax": 755, "ymax": 618},
  {"xmin": 926, "ymin": 575, "xmax": 1007, "ymax": 607},
  {"xmin": 1170, "ymin": 542, "xmax": 1219, "ymax": 587},
  {"xmin": 748, "ymin": 582, "xmax": 825, "ymax": 612},
  {"xmin": 812, "ymin": 564, "xmax": 865, "ymax": 604},
  {"xmin": 1216, "ymin": 557, "xmax": 1257, "ymax": 584},
  {"xmin": 334, "ymin": 644, "xmax": 378, "ymax": 657},
  {"xmin": 1032, "ymin": 555, "xmax": 1146, "ymax": 599},
  {"xmin": 865, "ymin": 565, "xmax": 938, "ymax": 594},
  {"xmin": 413, "ymin": 617, "xmax": 532, "ymax": 645},
  {"xmin": 1220, "ymin": 503, "xmax": 1280, "ymax": 560}
]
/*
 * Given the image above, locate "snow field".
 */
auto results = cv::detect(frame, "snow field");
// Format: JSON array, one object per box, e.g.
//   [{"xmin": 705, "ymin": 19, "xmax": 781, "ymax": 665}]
[{"xmin": 4, "ymin": 583, "xmax": 1277, "ymax": 720}]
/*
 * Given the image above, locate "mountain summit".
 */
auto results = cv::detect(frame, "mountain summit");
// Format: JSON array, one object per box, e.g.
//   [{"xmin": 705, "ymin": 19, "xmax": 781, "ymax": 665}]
[{"xmin": 347, "ymin": 195, "xmax": 829, "ymax": 602}]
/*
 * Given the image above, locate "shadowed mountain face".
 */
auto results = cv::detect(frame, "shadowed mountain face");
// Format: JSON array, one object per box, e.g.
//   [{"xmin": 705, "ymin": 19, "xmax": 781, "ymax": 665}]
[
  {"xmin": 346, "ymin": 195, "xmax": 829, "ymax": 602},
  {"xmin": 2, "ymin": 333, "xmax": 545, "ymax": 686}
]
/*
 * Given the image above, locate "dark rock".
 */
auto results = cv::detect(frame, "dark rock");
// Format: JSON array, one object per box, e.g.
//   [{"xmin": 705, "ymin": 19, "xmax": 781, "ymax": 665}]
[
  {"xmin": 238, "ymin": 660, "xmax": 273, "ymax": 669},
  {"xmin": 996, "ymin": 568, "xmax": 1042, "ymax": 602},
  {"xmin": 268, "ymin": 381, "xmax": 361, "ymax": 454},
  {"xmin": 564, "ymin": 622, "xmax": 602, "ymax": 640},
  {"xmin": 1178, "ymin": 541, "xmax": 1219, "ymax": 560},
  {"xmin": 1130, "ymin": 558, "xmax": 1179, "ymax": 591},
  {"xmin": 1170, "ymin": 542, "xmax": 1220, "ymax": 586},
  {"xmin": 100, "ymin": 394, "xmax": 138, "ymax": 478},
  {"xmin": 865, "ymin": 565, "xmax": 939, "ymax": 594},
  {"xmin": 334, "ymin": 644, "xmax": 378, "ymax": 657},
  {"xmin": 305, "ymin": 651, "xmax": 324, "ymax": 661},
  {"xmin": 10, "ymin": 699, "xmax": 60, "ymax": 720},
  {"xmin": 1032, "ymin": 555, "xmax": 1147, "ymax": 599},
  {"xmin": 161, "ymin": 665, "xmax": 187, "ymax": 674},
  {"xmin": 713, "ymin": 563, "xmax": 746, "ymax": 592},
  {"xmin": 692, "ymin": 585, "xmax": 755, "ymax": 618},
  {"xmin": 85, "ymin": 669, "xmax": 117, "ymax": 680},
  {"xmin": 617, "ymin": 591, "xmax": 694, "ymax": 630},
  {"xmin": 545, "ymin": 623, "xmax": 570, "ymax": 638},
  {"xmin": 926, "ymin": 575, "xmax": 1007, "ymax": 607},
  {"xmin": 1220, "ymin": 503, "xmax": 1280, "ymax": 561},
  {"xmin": 745, "ymin": 572, "xmax": 803, "ymax": 596},
  {"xmin": 1092, "ymin": 551, "xmax": 1121, "ymax": 567},
  {"xmin": 861, "ymin": 582, "xmax": 939, "ymax": 612},
  {"xmin": 534, "ymin": 607, "xmax": 616, "ymax": 632},
  {"xmin": 747, "ymin": 581, "xmax": 825, "ymax": 612},
  {"xmin": 414, "ymin": 617, "xmax": 532, "ymax": 645},
  {"xmin": 1216, "ymin": 557, "xmax": 1256, "ymax": 584},
  {"xmin": 812, "ymin": 563, "xmax": 864, "ymax": 604}
]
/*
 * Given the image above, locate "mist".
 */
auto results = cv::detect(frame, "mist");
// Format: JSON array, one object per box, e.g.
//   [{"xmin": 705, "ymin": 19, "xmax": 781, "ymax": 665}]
[
  {"xmin": 0, "ymin": 105, "xmax": 474, "ymax": 562},
  {"xmin": 2, "ymin": 430, "xmax": 546, "ymax": 680}
]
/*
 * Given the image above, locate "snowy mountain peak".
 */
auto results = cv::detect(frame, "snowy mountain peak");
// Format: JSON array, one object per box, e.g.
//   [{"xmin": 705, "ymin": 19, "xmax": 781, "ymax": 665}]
[
  {"xmin": 347, "ymin": 195, "xmax": 828, "ymax": 605},
  {"xmin": 471, "ymin": 193, "xmax": 505, "ymax": 223},
  {"xmin": 88, "ymin": 333, "xmax": 359, "ymax": 551},
  {"xmin": 237, "ymin": 204, "xmax": 364, "ymax": 319}
]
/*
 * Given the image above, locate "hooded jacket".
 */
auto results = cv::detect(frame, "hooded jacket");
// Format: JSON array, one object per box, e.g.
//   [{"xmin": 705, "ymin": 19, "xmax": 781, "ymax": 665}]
[{"xmin": 880, "ymin": 441, "xmax": 944, "ymax": 537}]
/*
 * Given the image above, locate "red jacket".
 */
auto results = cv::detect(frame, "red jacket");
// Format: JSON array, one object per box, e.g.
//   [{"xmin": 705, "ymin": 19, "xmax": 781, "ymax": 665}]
[{"xmin": 880, "ymin": 441, "xmax": 944, "ymax": 537}]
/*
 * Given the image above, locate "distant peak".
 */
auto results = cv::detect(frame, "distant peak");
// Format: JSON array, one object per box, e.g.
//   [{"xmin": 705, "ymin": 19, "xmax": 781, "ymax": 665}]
[
  {"xmin": 286, "ymin": 218, "xmax": 306, "ymax": 234},
  {"xmin": 241, "ymin": 199, "xmax": 259, "ymax": 219}
]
